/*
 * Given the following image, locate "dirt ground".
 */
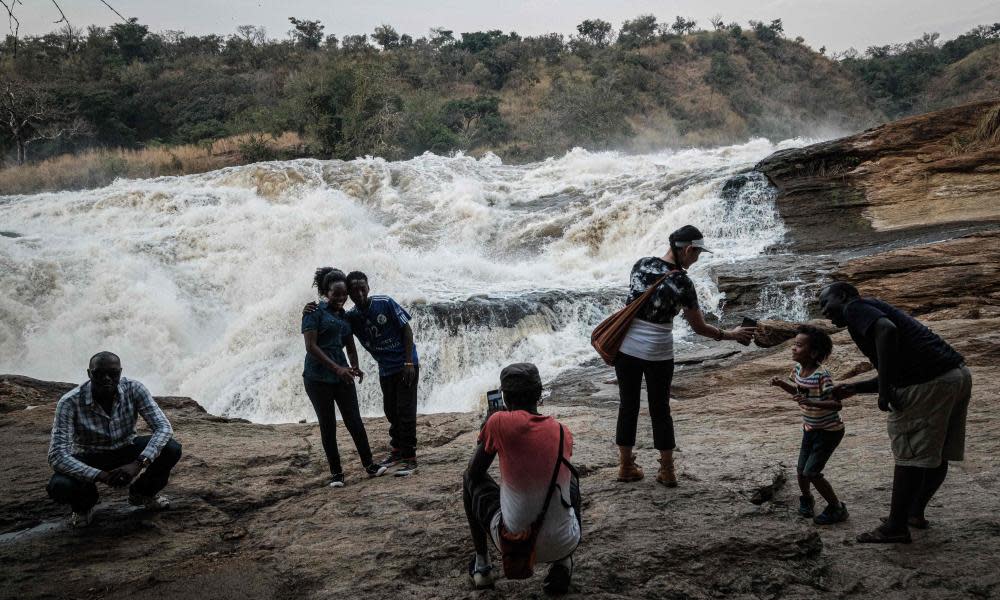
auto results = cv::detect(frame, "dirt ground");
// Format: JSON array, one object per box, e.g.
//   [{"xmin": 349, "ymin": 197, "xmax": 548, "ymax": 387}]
[{"xmin": 2, "ymin": 302, "xmax": 997, "ymax": 599}]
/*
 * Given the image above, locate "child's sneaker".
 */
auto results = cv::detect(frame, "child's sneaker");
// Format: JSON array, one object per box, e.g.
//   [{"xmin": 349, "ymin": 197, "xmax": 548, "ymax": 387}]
[
  {"xmin": 328, "ymin": 473, "xmax": 345, "ymax": 488},
  {"xmin": 798, "ymin": 495, "xmax": 815, "ymax": 517},
  {"xmin": 394, "ymin": 459, "xmax": 418, "ymax": 477},
  {"xmin": 365, "ymin": 463, "xmax": 388, "ymax": 478},
  {"xmin": 814, "ymin": 502, "xmax": 849, "ymax": 525}
]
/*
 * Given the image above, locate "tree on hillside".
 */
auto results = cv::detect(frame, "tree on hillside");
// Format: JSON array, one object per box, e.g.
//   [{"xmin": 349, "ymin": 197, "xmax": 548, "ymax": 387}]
[
  {"xmin": 429, "ymin": 28, "xmax": 455, "ymax": 48},
  {"xmin": 671, "ymin": 16, "xmax": 697, "ymax": 36},
  {"xmin": 109, "ymin": 18, "xmax": 152, "ymax": 62},
  {"xmin": 750, "ymin": 19, "xmax": 784, "ymax": 43},
  {"xmin": 341, "ymin": 34, "xmax": 372, "ymax": 53},
  {"xmin": 372, "ymin": 24, "xmax": 400, "ymax": 50},
  {"xmin": 576, "ymin": 19, "xmax": 613, "ymax": 47},
  {"xmin": 288, "ymin": 17, "xmax": 324, "ymax": 50},
  {"xmin": 618, "ymin": 15, "xmax": 658, "ymax": 48},
  {"xmin": 0, "ymin": 78, "xmax": 90, "ymax": 164}
]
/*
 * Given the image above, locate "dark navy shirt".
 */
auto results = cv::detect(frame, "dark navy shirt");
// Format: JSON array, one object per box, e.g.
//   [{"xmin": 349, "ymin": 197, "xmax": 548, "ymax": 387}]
[
  {"xmin": 626, "ymin": 257, "xmax": 699, "ymax": 324},
  {"xmin": 301, "ymin": 301, "xmax": 352, "ymax": 383},
  {"xmin": 346, "ymin": 295, "xmax": 419, "ymax": 378},
  {"xmin": 844, "ymin": 297, "xmax": 964, "ymax": 387}
]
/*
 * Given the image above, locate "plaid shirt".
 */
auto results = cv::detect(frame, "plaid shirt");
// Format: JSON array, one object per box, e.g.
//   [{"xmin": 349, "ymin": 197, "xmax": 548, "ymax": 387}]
[{"xmin": 48, "ymin": 377, "xmax": 173, "ymax": 481}]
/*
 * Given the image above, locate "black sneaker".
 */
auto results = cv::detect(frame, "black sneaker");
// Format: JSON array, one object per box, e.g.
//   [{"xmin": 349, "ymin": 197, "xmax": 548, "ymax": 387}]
[
  {"xmin": 328, "ymin": 473, "xmax": 345, "ymax": 488},
  {"xmin": 365, "ymin": 463, "xmax": 388, "ymax": 478},
  {"xmin": 798, "ymin": 495, "xmax": 815, "ymax": 517},
  {"xmin": 543, "ymin": 557, "xmax": 573, "ymax": 595},
  {"xmin": 379, "ymin": 451, "xmax": 402, "ymax": 469},
  {"xmin": 814, "ymin": 502, "xmax": 849, "ymax": 525},
  {"xmin": 394, "ymin": 459, "xmax": 418, "ymax": 477}
]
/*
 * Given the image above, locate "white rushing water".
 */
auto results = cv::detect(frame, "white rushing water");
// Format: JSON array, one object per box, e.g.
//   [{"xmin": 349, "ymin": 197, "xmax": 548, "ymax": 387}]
[{"xmin": 0, "ymin": 139, "xmax": 810, "ymax": 422}]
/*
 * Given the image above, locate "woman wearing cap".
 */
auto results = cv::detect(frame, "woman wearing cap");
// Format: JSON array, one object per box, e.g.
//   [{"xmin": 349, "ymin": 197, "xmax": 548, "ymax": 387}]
[{"xmin": 614, "ymin": 225, "xmax": 755, "ymax": 486}]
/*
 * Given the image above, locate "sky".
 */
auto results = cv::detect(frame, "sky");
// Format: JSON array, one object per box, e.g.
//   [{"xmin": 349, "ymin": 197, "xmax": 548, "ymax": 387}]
[{"xmin": 10, "ymin": 0, "xmax": 1000, "ymax": 53}]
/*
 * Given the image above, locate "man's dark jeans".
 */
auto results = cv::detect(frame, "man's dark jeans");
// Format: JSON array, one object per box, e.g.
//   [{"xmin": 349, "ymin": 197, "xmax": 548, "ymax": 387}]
[
  {"xmin": 379, "ymin": 365, "xmax": 419, "ymax": 458},
  {"xmin": 46, "ymin": 436, "xmax": 182, "ymax": 513}
]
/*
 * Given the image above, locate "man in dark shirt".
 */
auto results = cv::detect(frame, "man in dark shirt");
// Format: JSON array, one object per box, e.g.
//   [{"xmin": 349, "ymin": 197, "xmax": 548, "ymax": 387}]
[
  {"xmin": 345, "ymin": 271, "xmax": 420, "ymax": 477},
  {"xmin": 819, "ymin": 282, "xmax": 972, "ymax": 544}
]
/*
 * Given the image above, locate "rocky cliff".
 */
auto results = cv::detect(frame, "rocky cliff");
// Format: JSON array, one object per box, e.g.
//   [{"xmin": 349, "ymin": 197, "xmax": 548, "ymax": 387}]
[{"xmin": 757, "ymin": 99, "xmax": 1000, "ymax": 252}]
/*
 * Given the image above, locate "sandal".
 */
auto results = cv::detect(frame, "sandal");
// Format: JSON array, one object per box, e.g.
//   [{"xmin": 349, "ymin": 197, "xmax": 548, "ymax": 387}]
[
  {"xmin": 856, "ymin": 525, "xmax": 912, "ymax": 544},
  {"xmin": 880, "ymin": 515, "xmax": 929, "ymax": 529}
]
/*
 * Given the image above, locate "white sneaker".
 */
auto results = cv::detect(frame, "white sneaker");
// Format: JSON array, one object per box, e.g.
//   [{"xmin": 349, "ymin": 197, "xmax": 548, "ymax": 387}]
[
  {"xmin": 128, "ymin": 492, "xmax": 170, "ymax": 511},
  {"xmin": 70, "ymin": 508, "xmax": 93, "ymax": 528}
]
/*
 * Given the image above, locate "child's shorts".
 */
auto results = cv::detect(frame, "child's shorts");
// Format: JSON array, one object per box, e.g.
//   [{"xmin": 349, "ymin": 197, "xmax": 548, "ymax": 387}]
[{"xmin": 797, "ymin": 428, "xmax": 845, "ymax": 477}]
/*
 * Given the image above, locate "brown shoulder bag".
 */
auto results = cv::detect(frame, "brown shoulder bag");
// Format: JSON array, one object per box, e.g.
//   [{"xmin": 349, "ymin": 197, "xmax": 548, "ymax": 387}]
[{"xmin": 590, "ymin": 273, "xmax": 670, "ymax": 365}]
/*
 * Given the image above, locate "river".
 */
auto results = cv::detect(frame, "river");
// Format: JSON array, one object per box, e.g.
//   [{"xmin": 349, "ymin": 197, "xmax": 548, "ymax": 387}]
[{"xmin": 0, "ymin": 139, "xmax": 812, "ymax": 422}]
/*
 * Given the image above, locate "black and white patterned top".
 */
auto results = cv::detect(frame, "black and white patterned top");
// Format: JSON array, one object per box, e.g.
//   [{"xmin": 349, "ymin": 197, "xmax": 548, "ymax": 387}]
[{"xmin": 625, "ymin": 257, "xmax": 699, "ymax": 324}]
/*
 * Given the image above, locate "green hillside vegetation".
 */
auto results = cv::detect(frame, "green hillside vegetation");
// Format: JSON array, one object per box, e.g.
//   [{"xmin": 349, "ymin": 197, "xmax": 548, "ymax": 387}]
[
  {"xmin": 1, "ymin": 15, "xmax": 998, "ymax": 176},
  {"xmin": 840, "ymin": 24, "xmax": 1000, "ymax": 116}
]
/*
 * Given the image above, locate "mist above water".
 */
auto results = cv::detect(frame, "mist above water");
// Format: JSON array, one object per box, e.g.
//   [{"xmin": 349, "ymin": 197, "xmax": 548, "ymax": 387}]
[{"xmin": 0, "ymin": 139, "xmax": 810, "ymax": 422}]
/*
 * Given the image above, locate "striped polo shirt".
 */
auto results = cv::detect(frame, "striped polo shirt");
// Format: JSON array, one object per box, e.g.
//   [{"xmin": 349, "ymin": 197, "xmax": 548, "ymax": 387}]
[{"xmin": 792, "ymin": 364, "xmax": 844, "ymax": 432}]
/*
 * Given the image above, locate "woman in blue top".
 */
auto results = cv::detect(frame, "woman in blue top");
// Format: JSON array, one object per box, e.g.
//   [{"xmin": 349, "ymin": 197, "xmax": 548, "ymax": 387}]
[{"xmin": 302, "ymin": 267, "xmax": 387, "ymax": 487}]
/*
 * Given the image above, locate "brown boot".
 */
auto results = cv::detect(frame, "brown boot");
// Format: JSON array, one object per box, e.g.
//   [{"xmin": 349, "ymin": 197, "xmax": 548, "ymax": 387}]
[
  {"xmin": 617, "ymin": 446, "xmax": 644, "ymax": 482},
  {"xmin": 657, "ymin": 450, "xmax": 677, "ymax": 487}
]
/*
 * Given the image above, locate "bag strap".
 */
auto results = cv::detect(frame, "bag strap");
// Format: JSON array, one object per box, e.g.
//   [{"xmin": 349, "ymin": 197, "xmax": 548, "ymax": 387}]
[
  {"xmin": 532, "ymin": 424, "xmax": 566, "ymax": 530},
  {"xmin": 630, "ymin": 266, "xmax": 682, "ymax": 307}
]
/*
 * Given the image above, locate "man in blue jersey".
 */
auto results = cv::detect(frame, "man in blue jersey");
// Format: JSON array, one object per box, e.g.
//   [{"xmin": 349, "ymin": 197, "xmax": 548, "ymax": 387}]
[{"xmin": 344, "ymin": 271, "xmax": 420, "ymax": 476}]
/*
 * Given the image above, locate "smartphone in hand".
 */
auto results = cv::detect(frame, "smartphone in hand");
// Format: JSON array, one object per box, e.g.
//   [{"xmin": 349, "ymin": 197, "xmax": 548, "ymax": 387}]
[{"xmin": 486, "ymin": 389, "xmax": 505, "ymax": 415}]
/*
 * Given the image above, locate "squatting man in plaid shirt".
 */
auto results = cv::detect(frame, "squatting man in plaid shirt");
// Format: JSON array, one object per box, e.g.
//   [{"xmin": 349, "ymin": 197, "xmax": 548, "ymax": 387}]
[{"xmin": 46, "ymin": 351, "xmax": 182, "ymax": 527}]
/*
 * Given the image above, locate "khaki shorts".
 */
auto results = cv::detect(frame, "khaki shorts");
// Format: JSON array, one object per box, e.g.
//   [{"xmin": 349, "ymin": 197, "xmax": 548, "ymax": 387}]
[{"xmin": 887, "ymin": 365, "xmax": 972, "ymax": 468}]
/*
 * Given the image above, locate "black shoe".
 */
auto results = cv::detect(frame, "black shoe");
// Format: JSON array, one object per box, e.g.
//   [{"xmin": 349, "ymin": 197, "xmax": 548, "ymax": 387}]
[
  {"xmin": 543, "ymin": 558, "xmax": 572, "ymax": 595},
  {"xmin": 379, "ymin": 451, "xmax": 402, "ymax": 469},
  {"xmin": 328, "ymin": 473, "xmax": 345, "ymax": 488},
  {"xmin": 365, "ymin": 463, "xmax": 388, "ymax": 478},
  {"xmin": 798, "ymin": 495, "xmax": 815, "ymax": 517},
  {"xmin": 394, "ymin": 459, "xmax": 417, "ymax": 477},
  {"xmin": 813, "ymin": 502, "xmax": 848, "ymax": 525}
]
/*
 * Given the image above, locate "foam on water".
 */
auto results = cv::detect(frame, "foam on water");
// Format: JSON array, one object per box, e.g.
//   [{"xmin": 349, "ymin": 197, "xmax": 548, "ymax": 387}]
[{"xmin": 1, "ymin": 139, "xmax": 811, "ymax": 422}]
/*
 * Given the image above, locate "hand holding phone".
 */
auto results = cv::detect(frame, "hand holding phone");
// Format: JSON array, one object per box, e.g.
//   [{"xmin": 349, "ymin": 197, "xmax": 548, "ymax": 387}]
[{"xmin": 486, "ymin": 389, "xmax": 505, "ymax": 415}]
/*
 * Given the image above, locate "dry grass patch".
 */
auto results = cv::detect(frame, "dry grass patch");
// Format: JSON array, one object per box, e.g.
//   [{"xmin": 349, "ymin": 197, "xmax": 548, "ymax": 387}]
[{"xmin": 0, "ymin": 132, "xmax": 306, "ymax": 196}]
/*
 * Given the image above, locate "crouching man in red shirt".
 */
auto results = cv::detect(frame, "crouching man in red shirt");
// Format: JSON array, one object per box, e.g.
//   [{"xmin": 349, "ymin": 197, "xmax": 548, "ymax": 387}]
[{"xmin": 463, "ymin": 363, "xmax": 581, "ymax": 595}]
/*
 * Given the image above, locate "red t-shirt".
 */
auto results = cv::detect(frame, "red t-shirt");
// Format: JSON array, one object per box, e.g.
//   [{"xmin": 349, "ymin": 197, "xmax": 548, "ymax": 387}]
[{"xmin": 479, "ymin": 410, "xmax": 580, "ymax": 561}]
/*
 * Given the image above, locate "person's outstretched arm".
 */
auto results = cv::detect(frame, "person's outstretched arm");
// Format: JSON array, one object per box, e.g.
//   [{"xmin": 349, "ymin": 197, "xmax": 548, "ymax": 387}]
[
  {"xmin": 833, "ymin": 317, "xmax": 897, "ymax": 409},
  {"xmin": 682, "ymin": 306, "xmax": 755, "ymax": 344}
]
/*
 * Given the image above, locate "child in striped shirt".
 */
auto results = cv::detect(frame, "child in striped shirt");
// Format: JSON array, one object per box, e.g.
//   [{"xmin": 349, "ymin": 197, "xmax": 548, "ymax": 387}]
[{"xmin": 770, "ymin": 325, "xmax": 849, "ymax": 525}]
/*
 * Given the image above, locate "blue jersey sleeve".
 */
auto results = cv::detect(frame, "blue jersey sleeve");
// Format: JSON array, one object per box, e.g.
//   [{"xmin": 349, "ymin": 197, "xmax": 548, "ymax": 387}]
[{"xmin": 386, "ymin": 297, "xmax": 412, "ymax": 327}]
